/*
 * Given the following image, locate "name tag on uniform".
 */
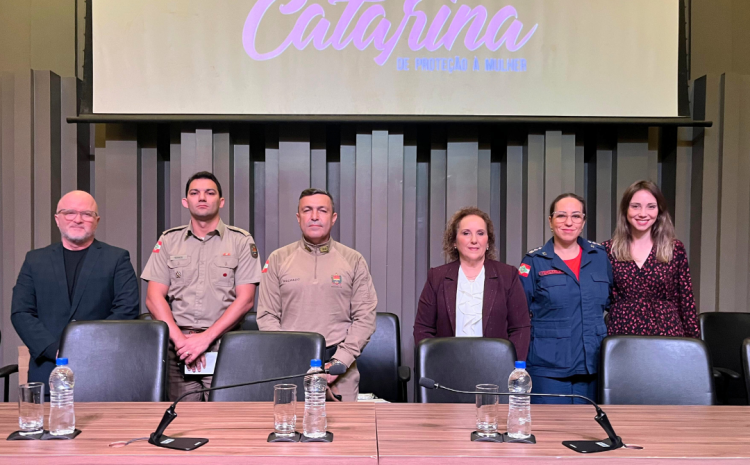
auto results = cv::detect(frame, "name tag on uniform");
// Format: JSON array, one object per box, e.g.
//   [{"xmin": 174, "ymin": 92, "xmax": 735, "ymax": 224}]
[
  {"xmin": 170, "ymin": 255, "xmax": 188, "ymax": 261},
  {"xmin": 184, "ymin": 351, "xmax": 218, "ymax": 375}
]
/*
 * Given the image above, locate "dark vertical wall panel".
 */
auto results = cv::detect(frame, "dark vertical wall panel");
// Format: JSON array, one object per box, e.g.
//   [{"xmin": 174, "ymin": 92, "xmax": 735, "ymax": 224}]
[
  {"xmin": 544, "ymin": 131, "xmax": 562, "ymax": 243},
  {"xmin": 355, "ymin": 132, "xmax": 372, "ymax": 264},
  {"xmin": 477, "ymin": 139, "xmax": 491, "ymax": 214},
  {"xmin": 327, "ymin": 162, "xmax": 341, "ymax": 241},
  {"xmin": 213, "ymin": 132, "xmax": 232, "ymax": 225},
  {"xmin": 253, "ymin": 161, "xmax": 266, "ymax": 261},
  {"xmin": 401, "ymin": 143, "xmax": 417, "ymax": 402},
  {"xmin": 370, "ymin": 130, "xmax": 388, "ymax": 310},
  {"xmin": 338, "ymin": 133, "xmax": 355, "ymax": 248},
  {"xmin": 506, "ymin": 141, "xmax": 524, "ymax": 265},
  {"xmin": 616, "ymin": 127, "xmax": 650, "ymax": 201},
  {"xmin": 525, "ymin": 134, "xmax": 545, "ymax": 250},
  {"xmin": 140, "ymin": 126, "xmax": 158, "ymax": 311},
  {"xmin": 264, "ymin": 126, "xmax": 279, "ymax": 255},
  {"xmin": 233, "ymin": 141, "xmax": 251, "ymax": 232},
  {"xmin": 446, "ymin": 138, "xmax": 479, "ymax": 216},
  {"xmin": 60, "ymin": 77, "xmax": 79, "ymax": 194},
  {"xmin": 310, "ymin": 140, "xmax": 326, "ymax": 190},
  {"xmin": 278, "ymin": 125, "xmax": 310, "ymax": 247},
  {"xmin": 429, "ymin": 133, "xmax": 446, "ymax": 268},
  {"xmin": 596, "ymin": 137, "xmax": 614, "ymax": 243},
  {"xmin": 33, "ymin": 71, "xmax": 61, "ymax": 249},
  {"xmin": 104, "ymin": 124, "xmax": 139, "ymax": 273},
  {"xmin": 169, "ymin": 126, "xmax": 182, "ymax": 228},
  {"xmin": 386, "ymin": 132, "xmax": 404, "ymax": 318}
]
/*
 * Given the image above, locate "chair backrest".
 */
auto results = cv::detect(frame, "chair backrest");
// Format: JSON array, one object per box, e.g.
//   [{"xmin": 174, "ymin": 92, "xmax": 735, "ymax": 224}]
[
  {"xmin": 600, "ymin": 335, "xmax": 715, "ymax": 405},
  {"xmin": 58, "ymin": 320, "xmax": 169, "ymax": 402},
  {"xmin": 209, "ymin": 331, "xmax": 325, "ymax": 401},
  {"xmin": 699, "ymin": 312, "xmax": 750, "ymax": 404},
  {"xmin": 416, "ymin": 337, "xmax": 516, "ymax": 403},
  {"xmin": 743, "ymin": 338, "xmax": 750, "ymax": 402},
  {"xmin": 357, "ymin": 313, "xmax": 401, "ymax": 402},
  {"xmin": 241, "ymin": 312, "xmax": 259, "ymax": 331}
]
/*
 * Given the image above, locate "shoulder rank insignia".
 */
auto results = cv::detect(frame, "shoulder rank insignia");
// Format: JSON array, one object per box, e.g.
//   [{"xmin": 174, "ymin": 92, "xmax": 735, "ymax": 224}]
[{"xmin": 227, "ymin": 225, "xmax": 251, "ymax": 237}]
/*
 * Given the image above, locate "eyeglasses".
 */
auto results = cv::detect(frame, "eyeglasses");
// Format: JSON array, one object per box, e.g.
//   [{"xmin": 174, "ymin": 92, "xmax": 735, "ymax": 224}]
[
  {"xmin": 56, "ymin": 209, "xmax": 99, "ymax": 222},
  {"xmin": 551, "ymin": 212, "xmax": 585, "ymax": 223}
]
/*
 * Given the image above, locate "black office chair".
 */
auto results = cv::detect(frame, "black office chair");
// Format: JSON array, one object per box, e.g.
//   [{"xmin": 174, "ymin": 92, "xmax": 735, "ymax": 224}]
[
  {"xmin": 416, "ymin": 337, "xmax": 516, "ymax": 403},
  {"xmin": 0, "ymin": 330, "xmax": 19, "ymax": 402},
  {"xmin": 743, "ymin": 338, "xmax": 750, "ymax": 402},
  {"xmin": 241, "ymin": 312, "xmax": 259, "ymax": 331},
  {"xmin": 357, "ymin": 313, "xmax": 411, "ymax": 402},
  {"xmin": 58, "ymin": 320, "xmax": 169, "ymax": 401},
  {"xmin": 137, "ymin": 312, "xmax": 153, "ymax": 320},
  {"xmin": 600, "ymin": 335, "xmax": 715, "ymax": 405},
  {"xmin": 209, "ymin": 331, "xmax": 325, "ymax": 401},
  {"xmin": 699, "ymin": 312, "xmax": 750, "ymax": 404}
]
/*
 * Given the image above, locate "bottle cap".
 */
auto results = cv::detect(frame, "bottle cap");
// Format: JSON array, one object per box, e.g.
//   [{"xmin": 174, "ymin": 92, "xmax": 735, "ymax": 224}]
[
  {"xmin": 514, "ymin": 361, "xmax": 526, "ymax": 369},
  {"xmin": 56, "ymin": 358, "xmax": 69, "ymax": 366},
  {"xmin": 310, "ymin": 359, "xmax": 322, "ymax": 368}
]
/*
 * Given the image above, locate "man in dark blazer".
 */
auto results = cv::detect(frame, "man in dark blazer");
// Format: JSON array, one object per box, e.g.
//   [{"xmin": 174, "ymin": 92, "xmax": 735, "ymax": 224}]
[{"xmin": 11, "ymin": 190, "xmax": 139, "ymax": 392}]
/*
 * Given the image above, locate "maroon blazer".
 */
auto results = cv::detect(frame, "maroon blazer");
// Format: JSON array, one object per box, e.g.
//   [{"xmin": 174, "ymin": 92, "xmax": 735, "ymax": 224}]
[{"xmin": 413, "ymin": 259, "xmax": 531, "ymax": 360}]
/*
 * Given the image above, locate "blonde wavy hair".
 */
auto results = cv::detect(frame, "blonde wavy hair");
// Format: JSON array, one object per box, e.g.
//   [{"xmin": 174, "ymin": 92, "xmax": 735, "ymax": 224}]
[
  {"xmin": 442, "ymin": 207, "xmax": 497, "ymax": 262},
  {"xmin": 610, "ymin": 180, "xmax": 676, "ymax": 263}
]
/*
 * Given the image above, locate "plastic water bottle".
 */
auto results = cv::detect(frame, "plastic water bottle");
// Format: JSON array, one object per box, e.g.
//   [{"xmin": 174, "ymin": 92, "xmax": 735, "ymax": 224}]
[
  {"xmin": 303, "ymin": 358, "xmax": 327, "ymax": 438},
  {"xmin": 49, "ymin": 358, "xmax": 75, "ymax": 436},
  {"xmin": 507, "ymin": 360, "xmax": 532, "ymax": 439}
]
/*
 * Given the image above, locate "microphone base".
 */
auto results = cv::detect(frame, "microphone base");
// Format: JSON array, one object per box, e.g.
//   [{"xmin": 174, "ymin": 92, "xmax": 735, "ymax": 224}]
[
  {"xmin": 299, "ymin": 431, "xmax": 334, "ymax": 442},
  {"xmin": 562, "ymin": 437, "xmax": 624, "ymax": 453},
  {"xmin": 148, "ymin": 434, "xmax": 209, "ymax": 451},
  {"xmin": 267, "ymin": 432, "xmax": 302, "ymax": 442},
  {"xmin": 470, "ymin": 432, "xmax": 537, "ymax": 444}
]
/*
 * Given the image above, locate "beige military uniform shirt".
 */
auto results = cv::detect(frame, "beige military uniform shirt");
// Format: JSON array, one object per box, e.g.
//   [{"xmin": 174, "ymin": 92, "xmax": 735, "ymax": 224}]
[
  {"xmin": 257, "ymin": 238, "xmax": 377, "ymax": 367},
  {"xmin": 141, "ymin": 219, "xmax": 262, "ymax": 329}
]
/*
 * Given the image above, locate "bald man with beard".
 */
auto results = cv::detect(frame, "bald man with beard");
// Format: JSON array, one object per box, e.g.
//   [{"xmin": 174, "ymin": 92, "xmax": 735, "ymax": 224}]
[{"xmin": 11, "ymin": 191, "xmax": 139, "ymax": 393}]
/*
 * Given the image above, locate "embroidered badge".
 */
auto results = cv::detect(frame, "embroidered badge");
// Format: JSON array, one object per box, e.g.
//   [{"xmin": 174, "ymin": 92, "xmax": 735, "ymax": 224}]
[
  {"xmin": 539, "ymin": 270, "xmax": 565, "ymax": 276},
  {"xmin": 331, "ymin": 274, "xmax": 342, "ymax": 285},
  {"xmin": 261, "ymin": 260, "xmax": 269, "ymax": 273},
  {"xmin": 518, "ymin": 263, "xmax": 530, "ymax": 277},
  {"xmin": 176, "ymin": 271, "xmax": 182, "ymax": 278},
  {"xmin": 250, "ymin": 243, "xmax": 258, "ymax": 258},
  {"xmin": 152, "ymin": 241, "xmax": 162, "ymax": 253}
]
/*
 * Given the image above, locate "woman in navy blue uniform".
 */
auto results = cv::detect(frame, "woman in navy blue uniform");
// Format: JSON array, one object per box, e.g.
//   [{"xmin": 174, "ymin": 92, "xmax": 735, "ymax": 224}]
[{"xmin": 518, "ymin": 193, "xmax": 612, "ymax": 403}]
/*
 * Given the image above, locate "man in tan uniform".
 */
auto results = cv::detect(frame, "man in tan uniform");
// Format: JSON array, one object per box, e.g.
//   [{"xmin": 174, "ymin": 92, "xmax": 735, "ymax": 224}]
[
  {"xmin": 142, "ymin": 171, "xmax": 262, "ymax": 401},
  {"xmin": 257, "ymin": 188, "xmax": 377, "ymax": 401}
]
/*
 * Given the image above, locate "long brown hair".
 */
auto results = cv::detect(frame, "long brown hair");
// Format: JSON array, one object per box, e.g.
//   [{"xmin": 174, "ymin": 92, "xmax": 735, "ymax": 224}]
[
  {"xmin": 611, "ymin": 180, "xmax": 676, "ymax": 263},
  {"xmin": 442, "ymin": 207, "xmax": 497, "ymax": 262}
]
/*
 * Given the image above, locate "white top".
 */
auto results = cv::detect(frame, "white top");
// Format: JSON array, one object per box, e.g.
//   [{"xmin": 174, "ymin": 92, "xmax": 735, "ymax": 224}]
[{"xmin": 455, "ymin": 266, "xmax": 485, "ymax": 337}]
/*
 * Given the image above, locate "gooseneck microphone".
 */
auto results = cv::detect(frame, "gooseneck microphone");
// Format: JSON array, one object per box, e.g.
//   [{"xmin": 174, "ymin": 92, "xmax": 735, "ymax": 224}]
[
  {"xmin": 149, "ymin": 363, "xmax": 348, "ymax": 451},
  {"xmin": 419, "ymin": 377, "xmax": 623, "ymax": 453}
]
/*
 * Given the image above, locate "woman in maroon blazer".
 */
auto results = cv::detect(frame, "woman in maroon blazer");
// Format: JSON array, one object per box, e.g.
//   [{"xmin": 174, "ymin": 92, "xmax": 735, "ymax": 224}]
[{"xmin": 413, "ymin": 207, "xmax": 531, "ymax": 360}]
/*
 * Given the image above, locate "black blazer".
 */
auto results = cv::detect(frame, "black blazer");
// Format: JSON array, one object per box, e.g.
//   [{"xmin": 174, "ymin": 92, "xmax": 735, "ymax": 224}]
[
  {"xmin": 11, "ymin": 240, "xmax": 139, "ymax": 388},
  {"xmin": 413, "ymin": 259, "xmax": 531, "ymax": 360}
]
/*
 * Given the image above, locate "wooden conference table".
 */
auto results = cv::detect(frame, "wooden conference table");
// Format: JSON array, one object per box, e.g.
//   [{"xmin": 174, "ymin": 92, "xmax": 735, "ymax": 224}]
[{"xmin": 0, "ymin": 402, "xmax": 749, "ymax": 464}]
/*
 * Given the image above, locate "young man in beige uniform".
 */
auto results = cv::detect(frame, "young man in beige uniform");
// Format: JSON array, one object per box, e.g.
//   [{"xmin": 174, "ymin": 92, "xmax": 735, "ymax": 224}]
[
  {"xmin": 142, "ymin": 171, "xmax": 262, "ymax": 401},
  {"xmin": 257, "ymin": 188, "xmax": 377, "ymax": 401}
]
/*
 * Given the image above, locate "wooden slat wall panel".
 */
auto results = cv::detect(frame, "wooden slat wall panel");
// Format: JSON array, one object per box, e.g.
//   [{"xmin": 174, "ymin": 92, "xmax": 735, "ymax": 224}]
[
  {"xmin": 3, "ymin": 69, "xmax": 750, "ymax": 402},
  {"xmin": 32, "ymin": 71, "xmax": 61, "ymax": 249}
]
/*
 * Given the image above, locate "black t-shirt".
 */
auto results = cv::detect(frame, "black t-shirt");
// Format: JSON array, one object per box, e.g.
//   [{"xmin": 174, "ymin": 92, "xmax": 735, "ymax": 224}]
[{"xmin": 63, "ymin": 247, "xmax": 90, "ymax": 303}]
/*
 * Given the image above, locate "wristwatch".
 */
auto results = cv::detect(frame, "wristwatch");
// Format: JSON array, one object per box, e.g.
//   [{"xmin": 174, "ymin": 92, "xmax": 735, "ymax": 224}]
[{"xmin": 329, "ymin": 358, "xmax": 346, "ymax": 369}]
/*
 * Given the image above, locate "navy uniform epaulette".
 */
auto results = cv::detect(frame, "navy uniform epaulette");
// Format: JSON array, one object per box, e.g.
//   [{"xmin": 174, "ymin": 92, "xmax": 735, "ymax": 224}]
[
  {"xmin": 586, "ymin": 239, "xmax": 604, "ymax": 249},
  {"xmin": 226, "ymin": 225, "xmax": 251, "ymax": 237},
  {"xmin": 526, "ymin": 246, "xmax": 544, "ymax": 256},
  {"xmin": 161, "ymin": 225, "xmax": 187, "ymax": 236}
]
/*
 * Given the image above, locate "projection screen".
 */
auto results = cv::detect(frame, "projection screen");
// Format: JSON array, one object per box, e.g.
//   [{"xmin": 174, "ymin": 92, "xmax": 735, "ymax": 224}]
[{"xmin": 92, "ymin": 0, "xmax": 680, "ymax": 117}]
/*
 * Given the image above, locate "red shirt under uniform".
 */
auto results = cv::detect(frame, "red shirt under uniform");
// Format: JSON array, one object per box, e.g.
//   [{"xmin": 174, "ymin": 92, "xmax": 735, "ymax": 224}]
[
  {"xmin": 562, "ymin": 246, "xmax": 582, "ymax": 280},
  {"xmin": 603, "ymin": 239, "xmax": 700, "ymax": 338}
]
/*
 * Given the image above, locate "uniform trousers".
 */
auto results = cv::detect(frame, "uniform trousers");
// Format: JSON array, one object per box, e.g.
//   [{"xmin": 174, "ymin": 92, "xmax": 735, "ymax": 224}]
[
  {"xmin": 530, "ymin": 373, "xmax": 598, "ymax": 404},
  {"xmin": 167, "ymin": 329, "xmax": 221, "ymax": 402}
]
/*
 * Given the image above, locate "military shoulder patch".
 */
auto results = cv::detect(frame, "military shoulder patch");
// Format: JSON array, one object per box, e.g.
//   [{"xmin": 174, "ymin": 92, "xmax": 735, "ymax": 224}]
[
  {"xmin": 152, "ymin": 241, "xmax": 163, "ymax": 254},
  {"xmin": 261, "ymin": 259, "xmax": 269, "ymax": 273},
  {"xmin": 250, "ymin": 243, "xmax": 258, "ymax": 258},
  {"xmin": 518, "ymin": 263, "xmax": 531, "ymax": 277}
]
